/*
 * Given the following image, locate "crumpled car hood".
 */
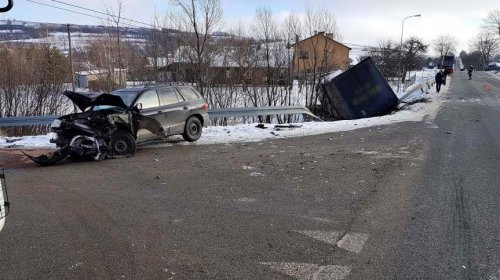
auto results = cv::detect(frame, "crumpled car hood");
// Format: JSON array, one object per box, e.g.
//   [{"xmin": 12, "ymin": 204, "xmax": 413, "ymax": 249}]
[{"xmin": 64, "ymin": 91, "xmax": 128, "ymax": 112}]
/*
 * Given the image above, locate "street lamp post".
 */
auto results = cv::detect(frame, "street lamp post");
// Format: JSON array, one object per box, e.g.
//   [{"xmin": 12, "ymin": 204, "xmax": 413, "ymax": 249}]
[{"xmin": 398, "ymin": 14, "xmax": 421, "ymax": 93}]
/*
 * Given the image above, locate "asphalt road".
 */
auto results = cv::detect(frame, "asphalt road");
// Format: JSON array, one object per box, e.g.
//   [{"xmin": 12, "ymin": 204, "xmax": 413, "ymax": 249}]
[{"xmin": 0, "ymin": 71, "xmax": 499, "ymax": 280}]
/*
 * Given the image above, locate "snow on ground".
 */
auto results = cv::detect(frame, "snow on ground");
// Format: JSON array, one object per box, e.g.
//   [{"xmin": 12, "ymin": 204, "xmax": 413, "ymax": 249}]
[
  {"xmin": 0, "ymin": 133, "xmax": 57, "ymax": 149},
  {"xmin": 486, "ymin": 71, "xmax": 500, "ymax": 80},
  {"xmin": 192, "ymin": 85, "xmax": 444, "ymax": 146},
  {"xmin": 391, "ymin": 69, "xmax": 437, "ymax": 98},
  {"xmin": 0, "ymin": 81, "xmax": 447, "ymax": 150}
]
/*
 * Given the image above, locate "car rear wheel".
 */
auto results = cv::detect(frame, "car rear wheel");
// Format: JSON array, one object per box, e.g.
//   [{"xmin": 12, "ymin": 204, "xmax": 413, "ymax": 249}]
[
  {"xmin": 183, "ymin": 116, "xmax": 202, "ymax": 142},
  {"xmin": 110, "ymin": 131, "xmax": 136, "ymax": 157}
]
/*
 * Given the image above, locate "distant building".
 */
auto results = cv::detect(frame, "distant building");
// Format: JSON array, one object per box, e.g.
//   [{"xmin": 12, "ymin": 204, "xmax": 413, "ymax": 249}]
[
  {"xmin": 76, "ymin": 68, "xmax": 127, "ymax": 90},
  {"xmin": 291, "ymin": 32, "xmax": 351, "ymax": 76}
]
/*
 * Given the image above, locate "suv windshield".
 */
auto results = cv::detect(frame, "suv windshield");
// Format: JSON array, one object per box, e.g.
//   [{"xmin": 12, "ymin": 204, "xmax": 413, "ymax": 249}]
[
  {"xmin": 111, "ymin": 89, "xmax": 141, "ymax": 107},
  {"xmin": 91, "ymin": 89, "xmax": 141, "ymax": 112}
]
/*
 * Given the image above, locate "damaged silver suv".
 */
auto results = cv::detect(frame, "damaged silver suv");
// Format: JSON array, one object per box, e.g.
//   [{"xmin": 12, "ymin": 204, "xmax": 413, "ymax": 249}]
[{"xmin": 26, "ymin": 84, "xmax": 209, "ymax": 165}]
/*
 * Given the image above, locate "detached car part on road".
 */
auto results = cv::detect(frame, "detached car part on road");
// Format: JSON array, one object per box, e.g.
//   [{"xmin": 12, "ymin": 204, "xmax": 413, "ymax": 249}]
[{"xmin": 26, "ymin": 85, "xmax": 209, "ymax": 166}]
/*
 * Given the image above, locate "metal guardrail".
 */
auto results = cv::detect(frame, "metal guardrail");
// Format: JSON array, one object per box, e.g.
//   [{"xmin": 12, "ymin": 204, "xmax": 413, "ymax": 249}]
[
  {"xmin": 0, "ymin": 106, "xmax": 319, "ymax": 127},
  {"xmin": 399, "ymin": 77, "xmax": 436, "ymax": 103},
  {"xmin": 209, "ymin": 106, "xmax": 320, "ymax": 120},
  {"xmin": 0, "ymin": 115, "xmax": 61, "ymax": 127}
]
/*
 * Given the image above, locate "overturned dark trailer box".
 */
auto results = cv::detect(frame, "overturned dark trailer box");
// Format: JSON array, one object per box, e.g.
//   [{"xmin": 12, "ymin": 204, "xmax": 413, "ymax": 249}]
[{"xmin": 320, "ymin": 57, "xmax": 399, "ymax": 120}]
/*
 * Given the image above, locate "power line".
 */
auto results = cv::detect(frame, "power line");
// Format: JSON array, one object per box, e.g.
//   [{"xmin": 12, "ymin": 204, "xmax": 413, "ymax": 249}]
[
  {"xmin": 26, "ymin": 0, "xmax": 107, "ymax": 21},
  {"xmin": 48, "ymin": 0, "xmax": 157, "ymax": 28},
  {"xmin": 25, "ymin": 0, "xmax": 148, "ymax": 29}
]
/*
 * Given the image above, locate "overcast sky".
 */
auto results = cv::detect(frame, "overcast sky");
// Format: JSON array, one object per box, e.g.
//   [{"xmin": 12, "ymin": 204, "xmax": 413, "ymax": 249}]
[{"xmin": 2, "ymin": 0, "xmax": 499, "ymax": 54}]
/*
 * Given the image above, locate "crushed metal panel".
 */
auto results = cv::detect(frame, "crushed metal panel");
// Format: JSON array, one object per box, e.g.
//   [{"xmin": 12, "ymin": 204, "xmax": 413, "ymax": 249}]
[
  {"xmin": 321, "ymin": 57, "xmax": 399, "ymax": 120},
  {"xmin": 63, "ymin": 91, "xmax": 127, "ymax": 112},
  {"xmin": 22, "ymin": 146, "xmax": 71, "ymax": 166},
  {"xmin": 134, "ymin": 114, "xmax": 165, "ymax": 136}
]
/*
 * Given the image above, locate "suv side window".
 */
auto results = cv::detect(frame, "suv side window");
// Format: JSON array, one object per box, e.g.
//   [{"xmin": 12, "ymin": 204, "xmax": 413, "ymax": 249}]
[
  {"xmin": 136, "ymin": 90, "xmax": 160, "ymax": 109},
  {"xmin": 177, "ymin": 87, "xmax": 200, "ymax": 101},
  {"xmin": 158, "ymin": 87, "xmax": 181, "ymax": 106}
]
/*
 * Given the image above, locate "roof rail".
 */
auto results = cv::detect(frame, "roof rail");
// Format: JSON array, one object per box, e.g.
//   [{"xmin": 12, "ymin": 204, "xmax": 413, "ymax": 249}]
[{"xmin": 143, "ymin": 82, "xmax": 191, "ymax": 88}]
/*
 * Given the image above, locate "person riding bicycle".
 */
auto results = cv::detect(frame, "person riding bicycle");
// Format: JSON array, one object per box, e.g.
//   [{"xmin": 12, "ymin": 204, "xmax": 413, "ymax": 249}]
[{"xmin": 468, "ymin": 65, "xmax": 473, "ymax": 80}]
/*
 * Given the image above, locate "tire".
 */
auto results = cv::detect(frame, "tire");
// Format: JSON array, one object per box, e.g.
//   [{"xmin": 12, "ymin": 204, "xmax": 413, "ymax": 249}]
[
  {"xmin": 182, "ymin": 116, "xmax": 202, "ymax": 142},
  {"xmin": 109, "ymin": 130, "xmax": 136, "ymax": 157}
]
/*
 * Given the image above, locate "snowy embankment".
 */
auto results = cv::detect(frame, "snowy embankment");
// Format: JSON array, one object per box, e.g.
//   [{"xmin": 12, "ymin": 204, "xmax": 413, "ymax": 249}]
[
  {"xmin": 0, "ymin": 82, "xmax": 446, "ymax": 149},
  {"xmin": 486, "ymin": 71, "xmax": 500, "ymax": 80}
]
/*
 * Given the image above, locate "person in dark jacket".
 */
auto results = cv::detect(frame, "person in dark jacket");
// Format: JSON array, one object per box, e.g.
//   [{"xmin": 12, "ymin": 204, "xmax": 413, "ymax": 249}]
[
  {"xmin": 468, "ymin": 65, "xmax": 474, "ymax": 80},
  {"xmin": 435, "ymin": 70, "xmax": 444, "ymax": 92},
  {"xmin": 442, "ymin": 69, "xmax": 447, "ymax": 85}
]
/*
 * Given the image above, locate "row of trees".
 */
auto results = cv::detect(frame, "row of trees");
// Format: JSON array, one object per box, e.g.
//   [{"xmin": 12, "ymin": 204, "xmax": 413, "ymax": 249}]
[
  {"xmin": 0, "ymin": 44, "xmax": 72, "ymax": 135},
  {"xmin": 461, "ymin": 10, "xmax": 500, "ymax": 69},
  {"xmin": 363, "ymin": 7, "xmax": 500, "ymax": 87},
  {"xmin": 143, "ymin": 0, "xmax": 344, "ymax": 114},
  {"xmin": 361, "ymin": 37, "xmax": 428, "ymax": 87}
]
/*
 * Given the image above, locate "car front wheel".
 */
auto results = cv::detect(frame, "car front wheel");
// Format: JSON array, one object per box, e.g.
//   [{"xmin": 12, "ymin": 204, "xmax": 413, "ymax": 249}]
[
  {"xmin": 109, "ymin": 131, "xmax": 136, "ymax": 157},
  {"xmin": 183, "ymin": 116, "xmax": 202, "ymax": 142}
]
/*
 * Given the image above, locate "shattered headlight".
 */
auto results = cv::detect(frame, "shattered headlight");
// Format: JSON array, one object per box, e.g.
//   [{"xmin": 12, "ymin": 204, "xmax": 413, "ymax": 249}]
[{"xmin": 51, "ymin": 119, "xmax": 62, "ymax": 129}]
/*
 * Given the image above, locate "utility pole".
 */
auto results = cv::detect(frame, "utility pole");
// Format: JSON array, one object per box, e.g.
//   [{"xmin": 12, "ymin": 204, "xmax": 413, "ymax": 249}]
[{"xmin": 67, "ymin": 24, "xmax": 76, "ymax": 92}]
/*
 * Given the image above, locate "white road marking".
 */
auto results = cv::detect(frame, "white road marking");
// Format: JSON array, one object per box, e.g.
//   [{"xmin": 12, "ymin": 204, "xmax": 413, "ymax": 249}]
[
  {"xmin": 296, "ymin": 230, "xmax": 370, "ymax": 253},
  {"xmin": 295, "ymin": 230, "xmax": 342, "ymax": 246},
  {"xmin": 261, "ymin": 262, "xmax": 351, "ymax": 280},
  {"xmin": 336, "ymin": 233, "xmax": 370, "ymax": 254},
  {"xmin": 313, "ymin": 265, "xmax": 352, "ymax": 280}
]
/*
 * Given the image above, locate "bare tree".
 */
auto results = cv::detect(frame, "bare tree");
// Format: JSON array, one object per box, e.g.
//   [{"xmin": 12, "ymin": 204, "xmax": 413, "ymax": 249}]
[
  {"xmin": 104, "ymin": 0, "xmax": 128, "ymax": 92},
  {"xmin": 0, "ymin": 44, "xmax": 71, "ymax": 136},
  {"xmin": 470, "ymin": 29, "xmax": 499, "ymax": 69},
  {"xmin": 282, "ymin": 13, "xmax": 303, "ymax": 114},
  {"xmin": 144, "ymin": 12, "xmax": 179, "ymax": 83},
  {"xmin": 301, "ymin": 6, "xmax": 343, "ymax": 111},
  {"xmin": 460, "ymin": 50, "xmax": 482, "ymax": 69},
  {"xmin": 364, "ymin": 39, "xmax": 399, "ymax": 81},
  {"xmin": 168, "ymin": 0, "xmax": 224, "ymax": 96},
  {"xmin": 304, "ymin": 6, "xmax": 342, "ymax": 41},
  {"xmin": 432, "ymin": 34, "xmax": 458, "ymax": 63},
  {"xmin": 401, "ymin": 37, "xmax": 428, "ymax": 83},
  {"xmin": 484, "ymin": 9, "xmax": 500, "ymax": 37},
  {"xmin": 253, "ymin": 7, "xmax": 278, "ymax": 110}
]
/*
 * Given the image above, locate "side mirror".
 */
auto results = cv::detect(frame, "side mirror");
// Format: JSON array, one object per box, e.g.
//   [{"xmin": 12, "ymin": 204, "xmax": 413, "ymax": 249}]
[
  {"xmin": 132, "ymin": 103, "xmax": 143, "ymax": 112},
  {"xmin": 0, "ymin": 0, "xmax": 13, "ymax": 13}
]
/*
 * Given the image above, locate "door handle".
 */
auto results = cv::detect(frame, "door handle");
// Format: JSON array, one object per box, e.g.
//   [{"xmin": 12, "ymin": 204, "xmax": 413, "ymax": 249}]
[
  {"xmin": 183, "ymin": 106, "xmax": 188, "ymax": 110},
  {"xmin": 158, "ymin": 111, "xmax": 163, "ymax": 114}
]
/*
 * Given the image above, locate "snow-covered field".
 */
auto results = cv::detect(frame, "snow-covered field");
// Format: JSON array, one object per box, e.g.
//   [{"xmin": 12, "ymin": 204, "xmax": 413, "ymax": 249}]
[
  {"xmin": 0, "ymin": 81, "xmax": 447, "ymax": 149},
  {"xmin": 1, "ymin": 32, "xmax": 146, "ymax": 51}
]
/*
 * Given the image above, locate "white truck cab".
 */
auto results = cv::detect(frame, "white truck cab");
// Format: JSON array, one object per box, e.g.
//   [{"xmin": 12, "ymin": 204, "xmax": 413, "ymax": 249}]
[{"xmin": 0, "ymin": 169, "xmax": 9, "ymax": 232}]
